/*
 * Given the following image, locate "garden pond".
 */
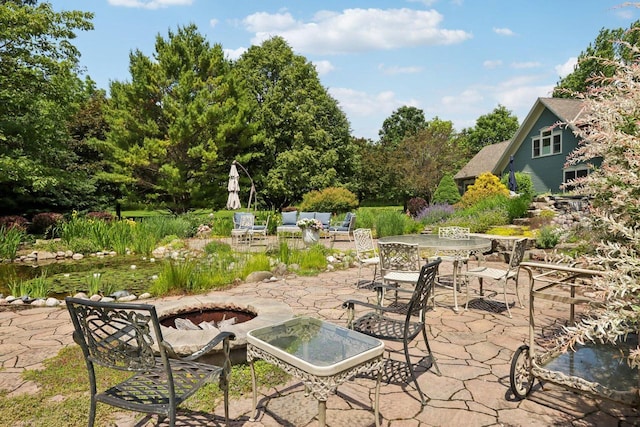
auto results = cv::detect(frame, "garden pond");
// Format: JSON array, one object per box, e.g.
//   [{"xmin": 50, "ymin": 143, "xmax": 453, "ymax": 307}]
[{"xmin": 0, "ymin": 256, "xmax": 163, "ymax": 300}]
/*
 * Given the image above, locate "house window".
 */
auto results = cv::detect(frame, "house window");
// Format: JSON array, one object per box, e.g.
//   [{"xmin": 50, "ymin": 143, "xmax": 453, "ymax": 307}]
[
  {"xmin": 532, "ymin": 128, "xmax": 562, "ymax": 158},
  {"xmin": 563, "ymin": 166, "xmax": 589, "ymax": 192}
]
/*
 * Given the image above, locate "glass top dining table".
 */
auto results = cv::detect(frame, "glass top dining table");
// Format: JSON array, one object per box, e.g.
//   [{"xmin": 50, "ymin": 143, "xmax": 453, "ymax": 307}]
[{"xmin": 378, "ymin": 233, "xmax": 492, "ymax": 311}]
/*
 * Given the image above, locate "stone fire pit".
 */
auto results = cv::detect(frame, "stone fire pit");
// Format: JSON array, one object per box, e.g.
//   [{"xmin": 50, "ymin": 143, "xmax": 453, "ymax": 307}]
[{"xmin": 154, "ymin": 295, "xmax": 293, "ymax": 364}]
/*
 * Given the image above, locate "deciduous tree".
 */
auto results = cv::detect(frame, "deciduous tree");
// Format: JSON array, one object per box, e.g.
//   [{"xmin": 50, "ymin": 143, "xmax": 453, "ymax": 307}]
[
  {"xmin": 235, "ymin": 36, "xmax": 355, "ymax": 208},
  {"xmin": 464, "ymin": 105, "xmax": 519, "ymax": 155},
  {"xmin": 0, "ymin": 0, "xmax": 94, "ymax": 214}
]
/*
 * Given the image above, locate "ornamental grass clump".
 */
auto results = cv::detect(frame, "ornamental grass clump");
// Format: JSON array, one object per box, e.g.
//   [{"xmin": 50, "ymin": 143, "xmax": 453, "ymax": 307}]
[{"xmin": 558, "ymin": 50, "xmax": 640, "ymax": 367}]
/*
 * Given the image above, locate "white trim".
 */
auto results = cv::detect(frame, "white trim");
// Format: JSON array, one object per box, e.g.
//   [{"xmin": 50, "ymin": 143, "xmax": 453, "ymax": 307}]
[{"xmin": 532, "ymin": 128, "xmax": 562, "ymax": 158}]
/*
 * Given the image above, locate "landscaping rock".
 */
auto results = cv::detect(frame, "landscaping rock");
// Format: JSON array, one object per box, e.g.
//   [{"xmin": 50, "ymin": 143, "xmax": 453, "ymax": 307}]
[
  {"xmin": 246, "ymin": 271, "xmax": 273, "ymax": 283},
  {"xmin": 138, "ymin": 292, "xmax": 152, "ymax": 300},
  {"xmin": 73, "ymin": 292, "xmax": 88, "ymax": 299},
  {"xmin": 101, "ymin": 297, "xmax": 115, "ymax": 303},
  {"xmin": 45, "ymin": 297, "xmax": 60, "ymax": 307},
  {"xmin": 72, "ymin": 253, "xmax": 84, "ymax": 260},
  {"xmin": 117, "ymin": 294, "xmax": 137, "ymax": 302},
  {"xmin": 31, "ymin": 299, "xmax": 47, "ymax": 307},
  {"xmin": 89, "ymin": 294, "xmax": 102, "ymax": 301}
]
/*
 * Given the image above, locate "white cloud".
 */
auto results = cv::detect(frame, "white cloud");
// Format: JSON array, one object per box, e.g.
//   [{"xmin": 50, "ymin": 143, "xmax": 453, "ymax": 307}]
[
  {"xmin": 107, "ymin": 0, "xmax": 192, "ymax": 9},
  {"xmin": 511, "ymin": 61, "xmax": 541, "ymax": 69},
  {"xmin": 493, "ymin": 27, "xmax": 515, "ymax": 36},
  {"xmin": 314, "ymin": 60, "xmax": 335, "ymax": 75},
  {"xmin": 242, "ymin": 8, "xmax": 472, "ymax": 55},
  {"xmin": 483, "ymin": 60, "xmax": 502, "ymax": 69},
  {"xmin": 329, "ymin": 87, "xmax": 420, "ymax": 138},
  {"xmin": 224, "ymin": 47, "xmax": 247, "ymax": 60},
  {"xmin": 209, "ymin": 19, "xmax": 219, "ymax": 28},
  {"xmin": 555, "ymin": 57, "xmax": 577, "ymax": 78},
  {"xmin": 378, "ymin": 63, "xmax": 423, "ymax": 75}
]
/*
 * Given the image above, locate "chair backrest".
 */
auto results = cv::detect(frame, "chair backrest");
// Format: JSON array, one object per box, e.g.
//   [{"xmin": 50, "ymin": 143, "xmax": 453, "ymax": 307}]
[
  {"xmin": 281, "ymin": 211, "xmax": 298, "ymax": 226},
  {"xmin": 299, "ymin": 211, "xmax": 315, "ymax": 220},
  {"xmin": 406, "ymin": 258, "xmax": 441, "ymax": 317},
  {"xmin": 378, "ymin": 241, "xmax": 421, "ymax": 273},
  {"xmin": 346, "ymin": 213, "xmax": 357, "ymax": 231},
  {"xmin": 353, "ymin": 228, "xmax": 377, "ymax": 258},
  {"xmin": 315, "ymin": 212, "xmax": 332, "ymax": 230},
  {"xmin": 66, "ymin": 297, "xmax": 167, "ymax": 372},
  {"xmin": 508, "ymin": 238, "xmax": 528, "ymax": 270},
  {"xmin": 439, "ymin": 226, "xmax": 470, "ymax": 240},
  {"xmin": 238, "ymin": 213, "xmax": 254, "ymax": 229}
]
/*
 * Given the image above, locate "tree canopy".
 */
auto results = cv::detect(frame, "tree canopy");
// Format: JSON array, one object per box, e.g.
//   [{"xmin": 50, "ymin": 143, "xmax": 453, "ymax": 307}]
[
  {"xmin": 0, "ymin": 0, "xmax": 95, "ymax": 214},
  {"xmin": 378, "ymin": 106, "xmax": 427, "ymax": 148},
  {"xmin": 235, "ymin": 36, "xmax": 355, "ymax": 209},
  {"xmin": 464, "ymin": 105, "xmax": 519, "ymax": 155},
  {"xmin": 554, "ymin": 20, "xmax": 640, "ymax": 97},
  {"xmin": 106, "ymin": 25, "xmax": 255, "ymax": 213}
]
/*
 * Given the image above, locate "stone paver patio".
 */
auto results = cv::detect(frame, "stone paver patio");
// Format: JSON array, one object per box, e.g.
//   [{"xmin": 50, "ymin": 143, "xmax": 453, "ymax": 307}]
[{"xmin": 1, "ymin": 237, "xmax": 640, "ymax": 426}]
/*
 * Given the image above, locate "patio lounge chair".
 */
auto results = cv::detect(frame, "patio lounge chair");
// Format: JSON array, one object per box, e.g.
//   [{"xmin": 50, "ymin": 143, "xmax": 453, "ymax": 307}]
[{"xmin": 329, "ymin": 212, "xmax": 356, "ymax": 242}]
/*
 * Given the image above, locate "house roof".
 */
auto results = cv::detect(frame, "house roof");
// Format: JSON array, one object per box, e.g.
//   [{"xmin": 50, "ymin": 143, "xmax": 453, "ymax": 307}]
[
  {"xmin": 453, "ymin": 97, "xmax": 586, "ymax": 184},
  {"xmin": 453, "ymin": 139, "xmax": 510, "ymax": 181},
  {"xmin": 493, "ymin": 97, "xmax": 585, "ymax": 172}
]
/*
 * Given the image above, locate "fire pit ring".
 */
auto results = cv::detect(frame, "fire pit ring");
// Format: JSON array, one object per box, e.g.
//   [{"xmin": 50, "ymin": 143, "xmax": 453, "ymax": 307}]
[{"xmin": 155, "ymin": 295, "xmax": 293, "ymax": 364}]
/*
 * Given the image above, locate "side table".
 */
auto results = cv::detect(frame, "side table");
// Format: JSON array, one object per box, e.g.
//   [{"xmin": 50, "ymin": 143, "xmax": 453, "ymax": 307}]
[{"xmin": 247, "ymin": 317, "xmax": 385, "ymax": 426}]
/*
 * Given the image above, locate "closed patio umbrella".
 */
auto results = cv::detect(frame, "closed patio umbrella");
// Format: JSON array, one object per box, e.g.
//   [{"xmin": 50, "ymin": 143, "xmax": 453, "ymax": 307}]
[
  {"xmin": 226, "ymin": 163, "xmax": 241, "ymax": 210},
  {"xmin": 508, "ymin": 155, "xmax": 518, "ymax": 193}
]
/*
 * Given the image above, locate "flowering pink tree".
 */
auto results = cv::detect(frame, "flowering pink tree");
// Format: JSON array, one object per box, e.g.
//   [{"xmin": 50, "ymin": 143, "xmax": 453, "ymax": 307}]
[{"xmin": 563, "ymin": 45, "xmax": 640, "ymax": 365}]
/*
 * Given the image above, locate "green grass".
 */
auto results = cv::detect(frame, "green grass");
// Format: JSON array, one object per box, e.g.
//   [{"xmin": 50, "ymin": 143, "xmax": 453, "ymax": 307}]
[{"xmin": 0, "ymin": 345, "xmax": 289, "ymax": 426}]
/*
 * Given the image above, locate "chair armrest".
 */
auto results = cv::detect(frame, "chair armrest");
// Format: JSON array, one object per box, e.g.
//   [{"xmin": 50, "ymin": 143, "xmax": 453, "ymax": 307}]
[
  {"xmin": 372, "ymin": 283, "xmax": 413, "ymax": 295},
  {"xmin": 162, "ymin": 331, "xmax": 236, "ymax": 361}
]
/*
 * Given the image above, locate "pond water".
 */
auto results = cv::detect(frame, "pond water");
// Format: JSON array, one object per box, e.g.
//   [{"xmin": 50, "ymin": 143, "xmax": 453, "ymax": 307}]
[{"xmin": 0, "ymin": 256, "xmax": 163, "ymax": 299}]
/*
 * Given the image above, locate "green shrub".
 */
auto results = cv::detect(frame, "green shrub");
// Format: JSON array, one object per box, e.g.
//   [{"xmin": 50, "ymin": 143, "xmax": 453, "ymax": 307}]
[
  {"xmin": 447, "ymin": 194, "xmax": 510, "ymax": 232},
  {"xmin": 458, "ymin": 172, "xmax": 509, "ymax": 208},
  {"xmin": 506, "ymin": 194, "xmax": 532, "ymax": 222},
  {"xmin": 536, "ymin": 226, "xmax": 560, "ymax": 249},
  {"xmin": 501, "ymin": 171, "xmax": 535, "ymax": 199},
  {"xmin": 374, "ymin": 210, "xmax": 419, "ymax": 237},
  {"xmin": 432, "ymin": 175, "xmax": 461, "ymax": 205},
  {"xmin": 298, "ymin": 187, "xmax": 359, "ymax": 213}
]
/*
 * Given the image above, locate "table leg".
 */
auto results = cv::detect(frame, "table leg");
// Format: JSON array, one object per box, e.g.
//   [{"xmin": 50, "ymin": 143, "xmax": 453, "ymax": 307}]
[
  {"xmin": 375, "ymin": 368, "xmax": 381, "ymax": 427},
  {"xmin": 452, "ymin": 259, "xmax": 459, "ymax": 312},
  {"xmin": 318, "ymin": 400, "xmax": 327, "ymax": 426},
  {"xmin": 249, "ymin": 359, "xmax": 258, "ymax": 422}
]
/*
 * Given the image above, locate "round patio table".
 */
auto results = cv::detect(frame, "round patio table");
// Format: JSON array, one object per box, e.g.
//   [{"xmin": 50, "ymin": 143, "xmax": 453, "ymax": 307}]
[{"xmin": 378, "ymin": 234, "xmax": 492, "ymax": 311}]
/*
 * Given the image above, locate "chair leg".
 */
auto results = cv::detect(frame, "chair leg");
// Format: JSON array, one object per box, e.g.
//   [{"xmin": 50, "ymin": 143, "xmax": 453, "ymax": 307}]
[
  {"xmin": 502, "ymin": 278, "xmax": 512, "ymax": 318},
  {"xmin": 421, "ymin": 325, "xmax": 441, "ymax": 377},
  {"xmin": 403, "ymin": 339, "xmax": 428, "ymax": 406}
]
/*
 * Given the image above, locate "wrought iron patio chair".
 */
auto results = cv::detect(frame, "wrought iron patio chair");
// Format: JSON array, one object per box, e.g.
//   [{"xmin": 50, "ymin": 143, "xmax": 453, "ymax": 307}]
[
  {"xmin": 66, "ymin": 297, "xmax": 235, "ymax": 427},
  {"xmin": 353, "ymin": 228, "xmax": 380, "ymax": 288},
  {"xmin": 461, "ymin": 237, "xmax": 528, "ymax": 318},
  {"xmin": 343, "ymin": 259, "xmax": 442, "ymax": 405}
]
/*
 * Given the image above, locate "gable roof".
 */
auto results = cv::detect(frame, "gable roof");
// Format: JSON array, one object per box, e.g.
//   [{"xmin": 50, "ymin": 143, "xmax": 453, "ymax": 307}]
[
  {"xmin": 493, "ymin": 97, "xmax": 585, "ymax": 172},
  {"xmin": 453, "ymin": 139, "xmax": 510, "ymax": 181}
]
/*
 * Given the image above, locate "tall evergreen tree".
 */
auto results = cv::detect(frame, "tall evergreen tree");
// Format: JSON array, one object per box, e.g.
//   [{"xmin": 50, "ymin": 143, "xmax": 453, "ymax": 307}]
[{"xmin": 106, "ymin": 25, "xmax": 255, "ymax": 213}]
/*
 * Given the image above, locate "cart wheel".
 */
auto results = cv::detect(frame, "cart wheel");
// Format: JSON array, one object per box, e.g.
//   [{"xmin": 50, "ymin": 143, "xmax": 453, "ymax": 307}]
[{"xmin": 510, "ymin": 345, "xmax": 533, "ymax": 399}]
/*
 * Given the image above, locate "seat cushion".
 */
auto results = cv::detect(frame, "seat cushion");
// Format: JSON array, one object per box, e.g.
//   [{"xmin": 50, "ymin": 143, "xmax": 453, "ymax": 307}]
[
  {"xmin": 281, "ymin": 211, "xmax": 297, "ymax": 225},
  {"xmin": 384, "ymin": 271, "xmax": 420, "ymax": 284}
]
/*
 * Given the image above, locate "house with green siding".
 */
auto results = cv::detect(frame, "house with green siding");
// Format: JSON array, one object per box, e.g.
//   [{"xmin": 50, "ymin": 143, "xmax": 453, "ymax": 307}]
[{"xmin": 454, "ymin": 97, "xmax": 598, "ymax": 194}]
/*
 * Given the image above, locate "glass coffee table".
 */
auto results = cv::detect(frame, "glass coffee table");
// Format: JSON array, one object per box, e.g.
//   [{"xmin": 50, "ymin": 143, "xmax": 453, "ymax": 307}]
[{"xmin": 247, "ymin": 316, "xmax": 385, "ymax": 427}]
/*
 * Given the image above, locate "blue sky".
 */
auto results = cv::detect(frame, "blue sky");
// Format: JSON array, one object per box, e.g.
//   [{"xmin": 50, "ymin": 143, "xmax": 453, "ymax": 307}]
[{"xmin": 51, "ymin": 0, "xmax": 638, "ymax": 140}]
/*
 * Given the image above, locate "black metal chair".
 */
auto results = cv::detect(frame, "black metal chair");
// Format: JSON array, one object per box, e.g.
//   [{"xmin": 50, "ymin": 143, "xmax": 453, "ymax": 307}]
[
  {"xmin": 66, "ymin": 297, "xmax": 235, "ymax": 427},
  {"xmin": 342, "ymin": 259, "xmax": 441, "ymax": 406}
]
